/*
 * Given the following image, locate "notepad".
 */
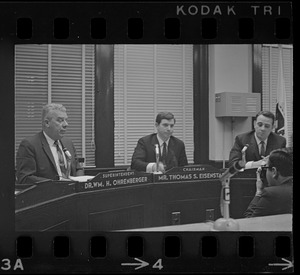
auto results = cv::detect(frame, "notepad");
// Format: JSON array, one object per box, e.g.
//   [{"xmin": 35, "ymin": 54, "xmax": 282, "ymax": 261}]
[{"xmin": 69, "ymin": 175, "xmax": 95, "ymax": 182}]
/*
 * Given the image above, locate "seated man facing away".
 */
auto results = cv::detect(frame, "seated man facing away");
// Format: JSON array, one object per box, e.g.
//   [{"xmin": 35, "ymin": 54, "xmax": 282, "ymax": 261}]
[
  {"xmin": 228, "ymin": 111, "xmax": 286, "ymax": 169},
  {"xmin": 244, "ymin": 148, "xmax": 293, "ymax": 218},
  {"xmin": 16, "ymin": 103, "xmax": 83, "ymax": 185},
  {"xmin": 131, "ymin": 112, "xmax": 188, "ymax": 173}
]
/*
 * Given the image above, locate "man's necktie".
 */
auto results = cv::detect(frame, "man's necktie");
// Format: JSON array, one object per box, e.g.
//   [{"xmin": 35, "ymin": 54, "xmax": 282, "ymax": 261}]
[
  {"xmin": 162, "ymin": 142, "xmax": 167, "ymax": 163},
  {"xmin": 260, "ymin": 141, "xmax": 265, "ymax": 157},
  {"xmin": 54, "ymin": 140, "xmax": 67, "ymax": 178}
]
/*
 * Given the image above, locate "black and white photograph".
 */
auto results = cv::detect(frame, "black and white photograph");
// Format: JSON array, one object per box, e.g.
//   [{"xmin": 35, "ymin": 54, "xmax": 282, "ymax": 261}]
[
  {"xmin": 14, "ymin": 44, "xmax": 293, "ymax": 232},
  {"xmin": 0, "ymin": 1, "xmax": 293, "ymax": 273}
]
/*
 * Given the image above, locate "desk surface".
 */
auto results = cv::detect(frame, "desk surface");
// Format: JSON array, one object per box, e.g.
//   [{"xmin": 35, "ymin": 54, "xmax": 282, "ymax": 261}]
[
  {"xmin": 14, "ymin": 173, "xmax": 260, "ymax": 231},
  {"xmin": 120, "ymin": 214, "xmax": 292, "ymax": 232}
]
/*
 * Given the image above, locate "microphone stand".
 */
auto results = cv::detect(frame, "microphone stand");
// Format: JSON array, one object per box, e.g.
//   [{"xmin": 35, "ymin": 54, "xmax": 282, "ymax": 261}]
[
  {"xmin": 212, "ymin": 145, "xmax": 248, "ymax": 231},
  {"xmin": 212, "ymin": 176, "xmax": 240, "ymax": 231}
]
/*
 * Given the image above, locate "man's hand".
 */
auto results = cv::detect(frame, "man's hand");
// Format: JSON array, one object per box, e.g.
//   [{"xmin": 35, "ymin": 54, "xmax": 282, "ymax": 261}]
[
  {"xmin": 252, "ymin": 155, "xmax": 269, "ymax": 169},
  {"xmin": 152, "ymin": 162, "xmax": 165, "ymax": 173},
  {"xmin": 255, "ymin": 167, "xmax": 264, "ymax": 196}
]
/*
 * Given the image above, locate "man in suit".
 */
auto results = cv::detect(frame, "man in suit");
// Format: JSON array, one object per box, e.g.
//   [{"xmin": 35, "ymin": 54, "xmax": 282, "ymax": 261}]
[
  {"xmin": 244, "ymin": 148, "xmax": 293, "ymax": 217},
  {"xmin": 16, "ymin": 103, "xmax": 83, "ymax": 185},
  {"xmin": 131, "ymin": 112, "xmax": 188, "ymax": 173},
  {"xmin": 228, "ymin": 111, "xmax": 286, "ymax": 168}
]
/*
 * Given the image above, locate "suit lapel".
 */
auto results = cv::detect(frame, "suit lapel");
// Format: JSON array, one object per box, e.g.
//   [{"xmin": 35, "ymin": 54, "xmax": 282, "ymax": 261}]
[
  {"xmin": 165, "ymin": 137, "xmax": 178, "ymax": 169},
  {"xmin": 151, "ymin": 134, "xmax": 160, "ymax": 158},
  {"xmin": 249, "ymin": 133, "xmax": 260, "ymax": 160},
  {"xmin": 39, "ymin": 132, "xmax": 57, "ymax": 171},
  {"xmin": 167, "ymin": 137, "xmax": 174, "ymax": 156},
  {"xmin": 266, "ymin": 133, "xmax": 275, "ymax": 155}
]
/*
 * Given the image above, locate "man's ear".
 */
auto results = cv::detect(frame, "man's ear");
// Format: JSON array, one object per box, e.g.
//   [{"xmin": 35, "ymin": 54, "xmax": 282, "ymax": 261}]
[
  {"xmin": 44, "ymin": 119, "xmax": 49, "ymax": 127},
  {"xmin": 271, "ymin": 122, "xmax": 275, "ymax": 130},
  {"xmin": 155, "ymin": 122, "xmax": 159, "ymax": 127},
  {"xmin": 271, "ymin": 167, "xmax": 279, "ymax": 179}
]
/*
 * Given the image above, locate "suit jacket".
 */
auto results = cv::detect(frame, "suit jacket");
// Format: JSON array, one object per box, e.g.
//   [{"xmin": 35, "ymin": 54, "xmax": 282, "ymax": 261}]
[
  {"xmin": 228, "ymin": 130, "xmax": 286, "ymax": 166},
  {"xmin": 244, "ymin": 178, "xmax": 293, "ymax": 218},
  {"xmin": 16, "ymin": 131, "xmax": 80, "ymax": 184},
  {"xmin": 131, "ymin": 133, "xmax": 188, "ymax": 172}
]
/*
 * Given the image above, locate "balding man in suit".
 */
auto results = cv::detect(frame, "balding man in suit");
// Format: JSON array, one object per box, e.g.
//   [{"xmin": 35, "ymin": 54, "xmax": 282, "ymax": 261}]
[{"xmin": 16, "ymin": 103, "xmax": 83, "ymax": 184}]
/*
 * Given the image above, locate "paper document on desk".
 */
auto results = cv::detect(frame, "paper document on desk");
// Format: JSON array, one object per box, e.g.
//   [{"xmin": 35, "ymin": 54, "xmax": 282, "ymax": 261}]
[{"xmin": 69, "ymin": 175, "xmax": 94, "ymax": 182}]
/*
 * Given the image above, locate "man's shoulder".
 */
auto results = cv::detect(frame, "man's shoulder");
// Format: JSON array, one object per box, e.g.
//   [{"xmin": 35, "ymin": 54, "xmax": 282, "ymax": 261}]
[
  {"xmin": 264, "ymin": 183, "xmax": 292, "ymax": 195},
  {"xmin": 21, "ymin": 131, "xmax": 43, "ymax": 143},
  {"xmin": 269, "ymin": 132, "xmax": 286, "ymax": 142},
  {"xmin": 139, "ymin": 133, "xmax": 156, "ymax": 141},
  {"xmin": 61, "ymin": 136, "xmax": 73, "ymax": 143},
  {"xmin": 138, "ymin": 134, "xmax": 184, "ymax": 144},
  {"xmin": 236, "ymin": 130, "xmax": 255, "ymax": 140},
  {"xmin": 18, "ymin": 132, "xmax": 45, "ymax": 151},
  {"xmin": 170, "ymin": 135, "xmax": 185, "ymax": 145}
]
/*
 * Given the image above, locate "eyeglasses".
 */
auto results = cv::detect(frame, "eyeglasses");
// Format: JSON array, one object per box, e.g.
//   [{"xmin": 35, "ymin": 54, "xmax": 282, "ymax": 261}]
[{"xmin": 260, "ymin": 166, "xmax": 271, "ymax": 178}]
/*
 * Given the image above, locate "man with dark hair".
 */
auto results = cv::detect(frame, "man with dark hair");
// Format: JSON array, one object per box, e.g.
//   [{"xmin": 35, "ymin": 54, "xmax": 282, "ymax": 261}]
[
  {"xmin": 16, "ymin": 103, "xmax": 83, "ymax": 184},
  {"xmin": 228, "ymin": 110, "xmax": 286, "ymax": 168},
  {"xmin": 244, "ymin": 148, "xmax": 293, "ymax": 217},
  {"xmin": 131, "ymin": 112, "xmax": 188, "ymax": 173}
]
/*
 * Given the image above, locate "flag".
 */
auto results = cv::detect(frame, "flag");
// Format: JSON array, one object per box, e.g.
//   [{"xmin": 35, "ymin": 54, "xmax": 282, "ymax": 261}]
[{"xmin": 275, "ymin": 45, "xmax": 288, "ymax": 139}]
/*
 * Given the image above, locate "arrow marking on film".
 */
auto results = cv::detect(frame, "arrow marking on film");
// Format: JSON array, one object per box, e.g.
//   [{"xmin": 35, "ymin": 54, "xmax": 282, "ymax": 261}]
[
  {"xmin": 121, "ymin": 258, "xmax": 149, "ymax": 270},
  {"xmin": 268, "ymin": 258, "xmax": 293, "ymax": 270}
]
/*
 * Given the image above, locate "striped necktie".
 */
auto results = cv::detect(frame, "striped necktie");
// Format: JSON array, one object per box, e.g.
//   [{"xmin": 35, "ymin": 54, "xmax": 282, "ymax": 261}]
[
  {"xmin": 260, "ymin": 141, "xmax": 266, "ymax": 157},
  {"xmin": 54, "ymin": 140, "xmax": 67, "ymax": 178}
]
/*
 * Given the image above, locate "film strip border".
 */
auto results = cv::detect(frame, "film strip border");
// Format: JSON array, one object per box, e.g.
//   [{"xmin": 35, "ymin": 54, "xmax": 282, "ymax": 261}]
[
  {"xmin": 0, "ymin": 1, "xmax": 294, "ymax": 273},
  {"xmin": 0, "ymin": 232, "xmax": 293, "ymax": 272},
  {"xmin": 0, "ymin": 1, "xmax": 293, "ymax": 43}
]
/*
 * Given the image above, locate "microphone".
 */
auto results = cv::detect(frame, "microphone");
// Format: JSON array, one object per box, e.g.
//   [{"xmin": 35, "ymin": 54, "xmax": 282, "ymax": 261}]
[
  {"xmin": 219, "ymin": 144, "xmax": 249, "ymax": 182},
  {"xmin": 241, "ymin": 144, "xmax": 248, "ymax": 163}
]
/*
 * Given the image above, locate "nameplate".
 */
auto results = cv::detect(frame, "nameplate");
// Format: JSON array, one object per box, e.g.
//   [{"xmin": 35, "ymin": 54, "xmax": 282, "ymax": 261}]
[
  {"xmin": 154, "ymin": 165, "xmax": 223, "ymax": 183},
  {"xmin": 76, "ymin": 171, "xmax": 153, "ymax": 192}
]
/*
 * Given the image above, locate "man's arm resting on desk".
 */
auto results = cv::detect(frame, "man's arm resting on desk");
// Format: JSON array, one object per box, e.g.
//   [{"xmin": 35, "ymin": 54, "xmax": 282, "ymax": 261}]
[
  {"xmin": 245, "ymin": 158, "xmax": 268, "ymax": 169},
  {"xmin": 131, "ymin": 138, "xmax": 149, "ymax": 171}
]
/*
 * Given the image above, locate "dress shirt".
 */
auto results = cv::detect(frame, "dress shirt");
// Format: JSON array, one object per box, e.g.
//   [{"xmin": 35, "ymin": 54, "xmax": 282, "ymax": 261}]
[
  {"xmin": 43, "ymin": 131, "xmax": 66, "ymax": 177},
  {"xmin": 157, "ymin": 135, "xmax": 170, "ymax": 154},
  {"xmin": 245, "ymin": 134, "xmax": 268, "ymax": 169},
  {"xmin": 254, "ymin": 133, "xmax": 268, "ymax": 156},
  {"xmin": 146, "ymin": 134, "xmax": 170, "ymax": 173}
]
